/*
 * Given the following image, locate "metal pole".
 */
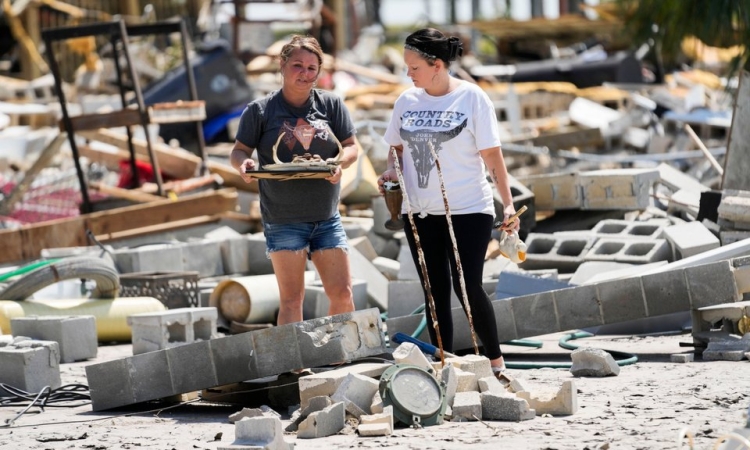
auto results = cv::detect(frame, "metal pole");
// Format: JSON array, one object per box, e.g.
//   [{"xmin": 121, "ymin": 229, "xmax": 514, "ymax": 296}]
[
  {"xmin": 179, "ymin": 18, "xmax": 208, "ymax": 175},
  {"xmin": 110, "ymin": 33, "xmax": 140, "ymax": 190}
]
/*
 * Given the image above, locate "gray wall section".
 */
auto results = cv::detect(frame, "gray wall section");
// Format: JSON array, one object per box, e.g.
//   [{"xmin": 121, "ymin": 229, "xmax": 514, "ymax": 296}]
[
  {"xmin": 85, "ymin": 308, "xmax": 386, "ymax": 411},
  {"xmin": 386, "ymin": 257, "xmax": 744, "ymax": 352}
]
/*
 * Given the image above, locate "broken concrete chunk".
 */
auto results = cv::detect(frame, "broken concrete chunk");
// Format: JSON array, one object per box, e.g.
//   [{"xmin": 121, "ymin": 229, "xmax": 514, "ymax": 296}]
[
  {"xmin": 570, "ymin": 347, "xmax": 620, "ymax": 377},
  {"xmin": 298, "ymin": 363, "xmax": 390, "ymax": 410},
  {"xmin": 477, "ymin": 376, "xmax": 507, "ymax": 395},
  {"xmin": 451, "ymin": 391, "xmax": 481, "ymax": 421},
  {"xmin": 392, "ymin": 342, "xmax": 434, "ymax": 372},
  {"xmin": 297, "ymin": 402, "xmax": 346, "ymax": 439},
  {"xmin": 440, "ymin": 364, "xmax": 458, "ymax": 407},
  {"xmin": 357, "ymin": 405, "xmax": 393, "ymax": 436},
  {"xmin": 481, "ymin": 392, "xmax": 535, "ymax": 421},
  {"xmin": 330, "ymin": 373, "xmax": 379, "ymax": 418},
  {"xmin": 218, "ymin": 416, "xmax": 292, "ymax": 450},
  {"xmin": 516, "ymin": 380, "xmax": 578, "ymax": 416},
  {"xmin": 228, "ymin": 407, "xmax": 263, "ymax": 424},
  {"xmin": 670, "ymin": 353, "xmax": 694, "ymax": 363},
  {"xmin": 454, "ymin": 367, "xmax": 479, "ymax": 393}
]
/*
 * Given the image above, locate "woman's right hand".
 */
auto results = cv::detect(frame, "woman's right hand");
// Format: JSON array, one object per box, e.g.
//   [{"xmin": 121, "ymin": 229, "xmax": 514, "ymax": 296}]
[
  {"xmin": 377, "ymin": 168, "xmax": 398, "ymax": 195},
  {"xmin": 238, "ymin": 158, "xmax": 257, "ymax": 184}
]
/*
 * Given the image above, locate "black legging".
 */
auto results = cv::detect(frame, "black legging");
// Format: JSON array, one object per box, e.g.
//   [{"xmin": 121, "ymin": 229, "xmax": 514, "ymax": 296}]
[{"xmin": 402, "ymin": 213, "xmax": 502, "ymax": 359}]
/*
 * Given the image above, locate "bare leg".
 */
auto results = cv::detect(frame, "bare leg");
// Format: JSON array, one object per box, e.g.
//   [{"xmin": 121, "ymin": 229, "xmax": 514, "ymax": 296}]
[
  {"xmin": 270, "ymin": 250, "xmax": 309, "ymax": 325},
  {"xmin": 311, "ymin": 248, "xmax": 354, "ymax": 316}
]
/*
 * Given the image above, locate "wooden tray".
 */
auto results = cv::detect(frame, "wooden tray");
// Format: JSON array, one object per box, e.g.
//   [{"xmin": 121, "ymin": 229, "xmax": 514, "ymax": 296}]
[{"xmin": 246, "ymin": 167, "xmax": 334, "ymax": 180}]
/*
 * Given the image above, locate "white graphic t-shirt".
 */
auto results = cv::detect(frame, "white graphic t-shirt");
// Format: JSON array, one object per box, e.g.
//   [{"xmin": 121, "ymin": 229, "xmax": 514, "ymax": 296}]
[{"xmin": 384, "ymin": 80, "xmax": 500, "ymax": 217}]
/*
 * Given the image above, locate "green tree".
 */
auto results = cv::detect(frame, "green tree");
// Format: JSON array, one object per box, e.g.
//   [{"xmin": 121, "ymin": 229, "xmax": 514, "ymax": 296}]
[{"xmin": 615, "ymin": 0, "xmax": 750, "ymax": 73}]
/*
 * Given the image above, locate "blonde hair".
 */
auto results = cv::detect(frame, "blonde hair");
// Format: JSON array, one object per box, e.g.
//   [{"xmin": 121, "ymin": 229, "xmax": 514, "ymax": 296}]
[{"xmin": 279, "ymin": 35, "xmax": 324, "ymax": 72}]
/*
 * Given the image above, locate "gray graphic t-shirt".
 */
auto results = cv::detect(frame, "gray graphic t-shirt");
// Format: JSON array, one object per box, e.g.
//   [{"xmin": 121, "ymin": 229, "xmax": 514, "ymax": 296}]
[{"xmin": 236, "ymin": 89, "xmax": 355, "ymax": 223}]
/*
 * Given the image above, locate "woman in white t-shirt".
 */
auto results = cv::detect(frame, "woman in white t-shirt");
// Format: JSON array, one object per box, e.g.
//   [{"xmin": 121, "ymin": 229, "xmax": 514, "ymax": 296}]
[{"xmin": 378, "ymin": 28, "xmax": 519, "ymax": 377}]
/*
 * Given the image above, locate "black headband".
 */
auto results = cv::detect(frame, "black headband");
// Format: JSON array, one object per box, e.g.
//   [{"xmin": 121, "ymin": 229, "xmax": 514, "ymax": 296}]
[{"xmin": 406, "ymin": 36, "xmax": 463, "ymax": 63}]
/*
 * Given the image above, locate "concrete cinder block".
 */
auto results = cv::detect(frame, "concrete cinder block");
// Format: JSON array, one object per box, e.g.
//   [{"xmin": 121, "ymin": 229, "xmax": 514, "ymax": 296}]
[
  {"xmin": 640, "ymin": 269, "xmax": 691, "ymax": 317},
  {"xmin": 127, "ymin": 307, "xmax": 218, "ymax": 355},
  {"xmin": 0, "ymin": 340, "xmax": 60, "ymax": 394},
  {"xmin": 349, "ymin": 236, "xmax": 379, "ymax": 261},
  {"xmin": 130, "ymin": 350, "xmax": 173, "ymax": 403},
  {"xmin": 511, "ymin": 292, "xmax": 559, "ymax": 338},
  {"xmin": 518, "ymin": 171, "xmax": 581, "ymax": 210},
  {"xmin": 480, "ymin": 392, "xmax": 535, "ymax": 421},
  {"xmin": 302, "ymin": 278, "xmax": 368, "ymax": 320},
  {"xmin": 209, "ymin": 332, "xmax": 259, "ymax": 386},
  {"xmin": 585, "ymin": 238, "xmax": 671, "ymax": 265},
  {"xmin": 520, "ymin": 233, "xmax": 597, "ymax": 273},
  {"xmin": 579, "ymin": 168, "xmax": 659, "ymax": 210},
  {"xmin": 215, "ymin": 235, "xmax": 252, "ymax": 275},
  {"xmin": 685, "ymin": 260, "xmax": 741, "ymax": 309},
  {"xmin": 516, "ymin": 380, "xmax": 577, "ymax": 416},
  {"xmin": 88, "ymin": 310, "xmax": 387, "ymax": 411},
  {"xmin": 596, "ymin": 277, "xmax": 646, "ymax": 324},
  {"xmin": 10, "ymin": 315, "xmax": 97, "ymax": 363},
  {"xmin": 670, "ymin": 353, "xmax": 694, "ymax": 363},
  {"xmin": 452, "ymin": 391, "xmax": 482, "ymax": 421},
  {"xmin": 657, "ymin": 163, "xmax": 710, "ymax": 194},
  {"xmin": 297, "ymin": 402, "xmax": 346, "ymax": 439},
  {"xmin": 494, "ymin": 271, "xmax": 570, "ymax": 300},
  {"xmin": 296, "ymin": 308, "xmax": 386, "ymax": 369},
  {"xmin": 663, "ymin": 222, "xmax": 720, "ymax": 260},
  {"xmin": 166, "ymin": 340, "xmax": 217, "ymax": 393},
  {"xmin": 590, "ymin": 219, "xmax": 665, "ymax": 240},
  {"xmin": 372, "ymin": 256, "xmax": 400, "ymax": 281},
  {"xmin": 454, "ymin": 367, "xmax": 479, "ymax": 393},
  {"xmin": 246, "ymin": 233, "xmax": 275, "ymax": 275},
  {"xmin": 331, "ymin": 373, "xmax": 380, "ymax": 418},
  {"xmin": 219, "ymin": 416, "xmax": 292, "ymax": 450},
  {"xmin": 358, "ymin": 405, "xmax": 394, "ymax": 437},
  {"xmin": 114, "ymin": 244, "xmax": 184, "ymax": 274},
  {"xmin": 718, "ymin": 193, "xmax": 750, "ymax": 223},
  {"xmin": 179, "ymin": 240, "xmax": 224, "ymax": 278},
  {"xmin": 348, "ymin": 247, "xmax": 389, "ymax": 310},
  {"xmin": 478, "ymin": 376, "xmax": 507, "ymax": 395},
  {"xmin": 298, "ymin": 363, "xmax": 391, "ymax": 410},
  {"xmin": 440, "ymin": 364, "xmax": 458, "ymax": 407},
  {"xmin": 553, "ymin": 285, "xmax": 604, "ymax": 331},
  {"xmin": 85, "ymin": 358, "xmax": 134, "ymax": 411}
]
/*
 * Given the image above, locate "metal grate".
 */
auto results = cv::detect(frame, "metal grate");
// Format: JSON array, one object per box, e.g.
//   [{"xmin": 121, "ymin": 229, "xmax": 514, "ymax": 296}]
[{"xmin": 119, "ymin": 271, "xmax": 200, "ymax": 309}]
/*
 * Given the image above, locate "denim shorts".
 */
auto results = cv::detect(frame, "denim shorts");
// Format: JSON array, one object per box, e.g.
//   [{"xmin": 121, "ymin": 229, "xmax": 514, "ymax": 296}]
[{"xmin": 263, "ymin": 212, "xmax": 349, "ymax": 259}]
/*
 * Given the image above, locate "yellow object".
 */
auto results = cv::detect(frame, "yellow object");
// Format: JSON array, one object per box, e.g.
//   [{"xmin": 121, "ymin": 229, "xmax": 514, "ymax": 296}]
[{"xmin": 0, "ymin": 297, "xmax": 166, "ymax": 342}]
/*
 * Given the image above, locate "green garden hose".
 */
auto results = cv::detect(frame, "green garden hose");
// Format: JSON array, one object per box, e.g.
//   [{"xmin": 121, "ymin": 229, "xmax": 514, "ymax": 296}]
[{"xmin": 0, "ymin": 259, "xmax": 61, "ymax": 283}]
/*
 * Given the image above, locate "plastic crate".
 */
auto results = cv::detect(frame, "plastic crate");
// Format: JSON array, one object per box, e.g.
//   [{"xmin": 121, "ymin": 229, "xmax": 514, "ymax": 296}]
[{"xmin": 119, "ymin": 271, "xmax": 200, "ymax": 309}]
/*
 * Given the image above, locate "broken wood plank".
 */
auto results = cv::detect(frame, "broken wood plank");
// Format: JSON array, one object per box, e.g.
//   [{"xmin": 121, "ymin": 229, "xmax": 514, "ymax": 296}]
[
  {"xmin": 77, "ymin": 128, "xmax": 200, "ymax": 179},
  {"xmin": 0, "ymin": 188, "xmax": 239, "ymax": 264},
  {"xmin": 88, "ymin": 181, "xmax": 164, "ymax": 203},
  {"xmin": 79, "ymin": 128, "xmax": 258, "ymax": 193},
  {"xmin": 59, "ymin": 109, "xmax": 143, "ymax": 132}
]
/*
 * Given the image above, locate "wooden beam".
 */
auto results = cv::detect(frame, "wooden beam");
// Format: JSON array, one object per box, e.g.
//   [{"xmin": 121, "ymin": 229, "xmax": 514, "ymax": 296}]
[
  {"xmin": 60, "ymin": 109, "xmax": 143, "ymax": 132},
  {"xmin": 88, "ymin": 181, "xmax": 165, "ymax": 203},
  {"xmin": 78, "ymin": 128, "xmax": 201, "ymax": 179},
  {"xmin": 0, "ymin": 188, "xmax": 239, "ymax": 264},
  {"xmin": 79, "ymin": 128, "xmax": 258, "ymax": 193}
]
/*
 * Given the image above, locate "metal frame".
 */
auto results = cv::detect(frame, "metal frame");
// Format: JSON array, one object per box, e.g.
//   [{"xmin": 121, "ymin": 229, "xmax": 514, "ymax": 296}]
[{"xmin": 42, "ymin": 18, "xmax": 208, "ymax": 214}]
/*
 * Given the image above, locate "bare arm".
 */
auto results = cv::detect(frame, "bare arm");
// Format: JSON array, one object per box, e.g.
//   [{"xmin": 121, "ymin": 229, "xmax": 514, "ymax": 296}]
[
  {"xmin": 325, "ymin": 134, "xmax": 359, "ymax": 184},
  {"xmin": 230, "ymin": 140, "xmax": 257, "ymax": 184},
  {"xmin": 480, "ymin": 146, "xmax": 519, "ymax": 230}
]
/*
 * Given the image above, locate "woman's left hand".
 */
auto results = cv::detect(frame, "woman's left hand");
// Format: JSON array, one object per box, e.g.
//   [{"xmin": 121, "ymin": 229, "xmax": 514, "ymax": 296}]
[
  {"xmin": 500, "ymin": 204, "xmax": 521, "ymax": 231},
  {"xmin": 326, "ymin": 166, "xmax": 343, "ymax": 184}
]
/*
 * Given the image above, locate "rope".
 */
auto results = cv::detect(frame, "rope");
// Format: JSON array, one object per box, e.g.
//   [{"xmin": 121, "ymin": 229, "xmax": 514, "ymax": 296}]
[
  {"xmin": 390, "ymin": 146, "xmax": 447, "ymax": 366},
  {"xmin": 428, "ymin": 142, "xmax": 480, "ymax": 355}
]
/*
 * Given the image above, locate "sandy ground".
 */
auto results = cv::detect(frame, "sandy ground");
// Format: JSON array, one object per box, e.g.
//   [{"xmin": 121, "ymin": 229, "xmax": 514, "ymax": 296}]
[{"xmin": 1, "ymin": 331, "xmax": 748, "ymax": 450}]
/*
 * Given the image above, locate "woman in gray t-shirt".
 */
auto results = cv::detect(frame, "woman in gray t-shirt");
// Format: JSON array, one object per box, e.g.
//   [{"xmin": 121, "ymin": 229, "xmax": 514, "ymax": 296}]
[{"xmin": 230, "ymin": 35, "xmax": 358, "ymax": 327}]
